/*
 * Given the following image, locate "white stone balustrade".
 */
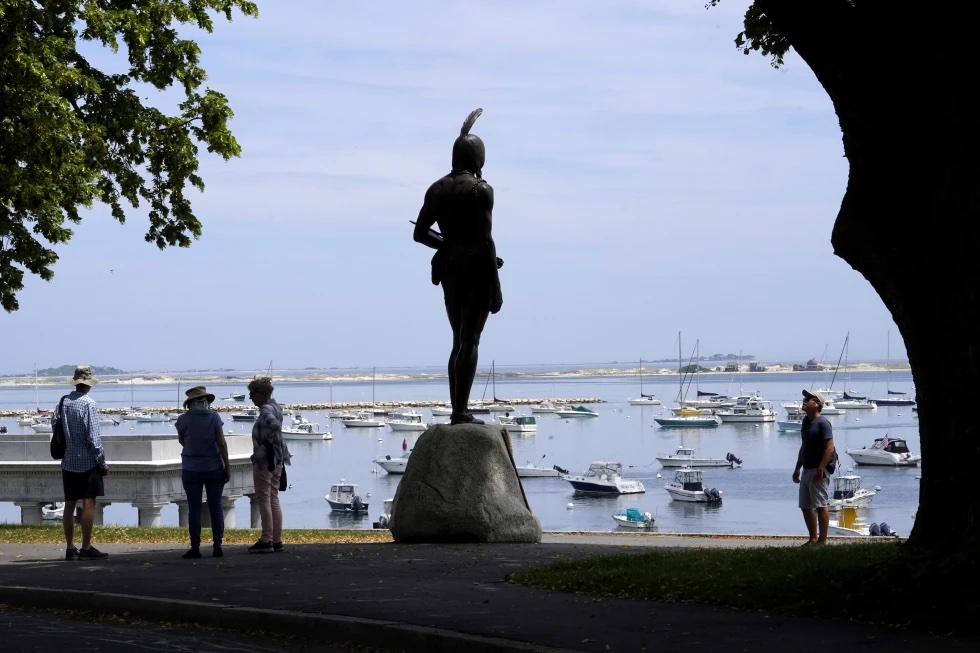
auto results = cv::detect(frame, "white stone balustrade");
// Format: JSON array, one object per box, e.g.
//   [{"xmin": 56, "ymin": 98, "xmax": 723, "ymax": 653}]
[{"xmin": 0, "ymin": 433, "xmax": 260, "ymax": 528}]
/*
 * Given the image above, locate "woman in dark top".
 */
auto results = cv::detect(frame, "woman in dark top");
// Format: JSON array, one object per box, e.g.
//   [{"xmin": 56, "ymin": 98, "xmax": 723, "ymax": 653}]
[{"xmin": 175, "ymin": 386, "xmax": 230, "ymax": 558}]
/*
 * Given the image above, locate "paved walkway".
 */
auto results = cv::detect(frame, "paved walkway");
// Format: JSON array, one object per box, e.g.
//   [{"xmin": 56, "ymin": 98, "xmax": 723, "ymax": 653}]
[{"xmin": 0, "ymin": 533, "xmax": 970, "ymax": 653}]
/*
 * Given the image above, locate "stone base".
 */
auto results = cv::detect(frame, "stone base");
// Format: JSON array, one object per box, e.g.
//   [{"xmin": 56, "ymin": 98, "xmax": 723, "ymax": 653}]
[{"xmin": 390, "ymin": 423, "xmax": 542, "ymax": 543}]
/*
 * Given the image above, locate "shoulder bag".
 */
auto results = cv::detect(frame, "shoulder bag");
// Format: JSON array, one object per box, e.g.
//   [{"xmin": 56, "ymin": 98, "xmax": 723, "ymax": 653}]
[{"xmin": 49, "ymin": 395, "xmax": 69, "ymax": 460}]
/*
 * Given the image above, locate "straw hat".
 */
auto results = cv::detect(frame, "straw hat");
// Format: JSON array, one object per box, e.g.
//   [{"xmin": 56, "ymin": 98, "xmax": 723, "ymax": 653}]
[
  {"xmin": 70, "ymin": 365, "xmax": 99, "ymax": 387},
  {"xmin": 183, "ymin": 386, "xmax": 216, "ymax": 408}
]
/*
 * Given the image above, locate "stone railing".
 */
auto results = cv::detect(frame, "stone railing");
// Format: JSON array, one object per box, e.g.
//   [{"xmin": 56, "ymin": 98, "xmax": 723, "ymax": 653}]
[{"xmin": 0, "ymin": 433, "xmax": 260, "ymax": 528}]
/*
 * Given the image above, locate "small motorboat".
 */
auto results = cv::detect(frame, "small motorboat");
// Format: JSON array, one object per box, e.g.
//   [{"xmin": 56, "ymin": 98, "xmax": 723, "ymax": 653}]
[
  {"xmin": 499, "ymin": 414, "xmax": 538, "ymax": 434},
  {"xmin": 664, "ymin": 467, "xmax": 723, "ymax": 503},
  {"xmin": 41, "ymin": 502, "xmax": 65, "ymax": 520},
  {"xmin": 231, "ymin": 409, "xmax": 259, "ymax": 422},
  {"xmin": 656, "ymin": 446, "xmax": 741, "ymax": 469},
  {"xmin": 373, "ymin": 498, "xmax": 394, "ymax": 530},
  {"xmin": 386, "ymin": 411, "xmax": 428, "ymax": 432},
  {"xmin": 846, "ymin": 435, "xmax": 921, "ymax": 466},
  {"xmin": 829, "ymin": 506, "xmax": 900, "ymax": 538},
  {"xmin": 612, "ymin": 507, "xmax": 656, "ymax": 529},
  {"xmin": 562, "ymin": 461, "xmax": 645, "ymax": 494},
  {"xmin": 373, "ymin": 450, "xmax": 411, "ymax": 474},
  {"xmin": 341, "ymin": 412, "xmax": 386, "ymax": 428},
  {"xmin": 515, "ymin": 457, "xmax": 562, "ymax": 478},
  {"xmin": 324, "ymin": 480, "xmax": 370, "ymax": 513},
  {"xmin": 828, "ymin": 474, "xmax": 877, "ymax": 511},
  {"xmin": 554, "ymin": 405, "xmax": 599, "ymax": 418},
  {"xmin": 282, "ymin": 418, "xmax": 332, "ymax": 440}
]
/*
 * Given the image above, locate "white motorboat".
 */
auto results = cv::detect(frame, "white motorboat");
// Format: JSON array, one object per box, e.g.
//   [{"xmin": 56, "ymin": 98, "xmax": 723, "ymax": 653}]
[
  {"xmin": 30, "ymin": 422, "xmax": 53, "ymax": 433},
  {"xmin": 324, "ymin": 480, "xmax": 370, "ymax": 512},
  {"xmin": 628, "ymin": 395, "xmax": 662, "ymax": 406},
  {"xmin": 530, "ymin": 401, "xmax": 560, "ymax": 413},
  {"xmin": 231, "ymin": 409, "xmax": 258, "ymax": 422},
  {"xmin": 282, "ymin": 419, "xmax": 332, "ymax": 440},
  {"xmin": 341, "ymin": 412, "xmax": 385, "ymax": 428},
  {"xmin": 98, "ymin": 416, "xmax": 120, "ymax": 426},
  {"xmin": 829, "ymin": 506, "xmax": 900, "ymax": 538},
  {"xmin": 229, "ymin": 392, "xmax": 246, "ymax": 401},
  {"xmin": 17, "ymin": 413, "xmax": 40, "ymax": 426},
  {"xmin": 386, "ymin": 411, "xmax": 428, "ymax": 432},
  {"xmin": 554, "ymin": 405, "xmax": 599, "ymax": 418},
  {"xmin": 656, "ymin": 446, "xmax": 742, "ymax": 468},
  {"xmin": 562, "ymin": 461, "xmax": 645, "ymax": 494},
  {"xmin": 515, "ymin": 457, "xmax": 562, "ymax": 477},
  {"xmin": 846, "ymin": 436, "xmax": 920, "ymax": 466},
  {"xmin": 776, "ymin": 418, "xmax": 803, "ymax": 432},
  {"xmin": 374, "ymin": 449, "xmax": 411, "ymax": 474},
  {"xmin": 664, "ymin": 467, "xmax": 723, "ymax": 503},
  {"xmin": 121, "ymin": 411, "xmax": 145, "ymax": 421},
  {"xmin": 326, "ymin": 408, "xmax": 357, "ymax": 419},
  {"xmin": 716, "ymin": 393, "xmax": 777, "ymax": 423},
  {"xmin": 135, "ymin": 412, "xmax": 169, "ymax": 423},
  {"xmin": 373, "ymin": 498, "xmax": 394, "ymax": 530},
  {"xmin": 682, "ymin": 392, "xmax": 736, "ymax": 411},
  {"xmin": 41, "ymin": 502, "xmax": 65, "ymax": 520},
  {"xmin": 611, "ymin": 507, "xmax": 656, "ymax": 529},
  {"xmin": 828, "ymin": 474, "xmax": 877, "ymax": 511},
  {"xmin": 654, "ymin": 410, "xmax": 722, "ymax": 428},
  {"xmin": 835, "ymin": 398, "xmax": 876, "ymax": 410},
  {"xmin": 499, "ymin": 414, "xmax": 538, "ymax": 433},
  {"xmin": 429, "ymin": 404, "xmax": 453, "ymax": 416}
]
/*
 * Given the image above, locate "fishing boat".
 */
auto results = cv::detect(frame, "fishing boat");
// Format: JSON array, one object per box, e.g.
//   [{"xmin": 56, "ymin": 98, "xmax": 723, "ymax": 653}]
[
  {"xmin": 611, "ymin": 507, "xmax": 656, "ymax": 529},
  {"xmin": 828, "ymin": 474, "xmax": 877, "ymax": 511},
  {"xmin": 562, "ymin": 461, "xmax": 645, "ymax": 494},
  {"xmin": 499, "ymin": 414, "xmax": 538, "ymax": 433},
  {"xmin": 324, "ymin": 480, "xmax": 370, "ymax": 512},
  {"xmin": 282, "ymin": 417, "xmax": 332, "ymax": 440},
  {"xmin": 664, "ymin": 467, "xmax": 723, "ymax": 503},
  {"xmin": 515, "ymin": 456, "xmax": 562, "ymax": 477},
  {"xmin": 655, "ymin": 446, "xmax": 742, "ymax": 468}
]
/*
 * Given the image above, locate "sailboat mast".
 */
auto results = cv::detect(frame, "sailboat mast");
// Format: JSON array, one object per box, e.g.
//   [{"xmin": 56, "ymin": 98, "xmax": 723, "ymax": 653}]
[{"xmin": 677, "ymin": 331, "xmax": 683, "ymax": 402}]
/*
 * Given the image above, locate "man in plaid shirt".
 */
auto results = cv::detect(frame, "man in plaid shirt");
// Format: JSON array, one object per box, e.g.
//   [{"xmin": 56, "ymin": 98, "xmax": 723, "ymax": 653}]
[{"xmin": 52, "ymin": 365, "xmax": 110, "ymax": 560}]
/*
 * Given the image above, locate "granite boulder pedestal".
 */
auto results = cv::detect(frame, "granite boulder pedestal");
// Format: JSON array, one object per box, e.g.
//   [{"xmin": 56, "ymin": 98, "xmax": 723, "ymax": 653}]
[{"xmin": 389, "ymin": 423, "xmax": 542, "ymax": 543}]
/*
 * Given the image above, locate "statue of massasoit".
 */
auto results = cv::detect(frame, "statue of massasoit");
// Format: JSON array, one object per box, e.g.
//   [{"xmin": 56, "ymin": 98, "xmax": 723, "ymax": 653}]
[{"xmin": 413, "ymin": 108, "xmax": 504, "ymax": 426}]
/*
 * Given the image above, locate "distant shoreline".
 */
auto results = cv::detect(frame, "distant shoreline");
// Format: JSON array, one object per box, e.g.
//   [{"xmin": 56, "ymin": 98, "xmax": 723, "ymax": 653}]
[{"xmin": 0, "ymin": 363, "xmax": 912, "ymax": 389}]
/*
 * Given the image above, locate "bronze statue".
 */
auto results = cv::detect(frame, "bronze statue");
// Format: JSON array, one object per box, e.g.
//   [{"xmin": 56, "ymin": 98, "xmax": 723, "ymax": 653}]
[{"xmin": 414, "ymin": 108, "xmax": 503, "ymax": 425}]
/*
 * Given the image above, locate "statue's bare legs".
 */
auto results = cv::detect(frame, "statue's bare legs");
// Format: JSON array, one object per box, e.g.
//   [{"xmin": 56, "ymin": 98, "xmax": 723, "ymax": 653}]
[{"xmin": 446, "ymin": 296, "xmax": 490, "ymax": 425}]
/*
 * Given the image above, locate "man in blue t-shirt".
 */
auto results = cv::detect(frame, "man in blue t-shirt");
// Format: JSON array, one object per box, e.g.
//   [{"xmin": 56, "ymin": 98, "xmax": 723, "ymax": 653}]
[{"xmin": 792, "ymin": 389, "xmax": 836, "ymax": 545}]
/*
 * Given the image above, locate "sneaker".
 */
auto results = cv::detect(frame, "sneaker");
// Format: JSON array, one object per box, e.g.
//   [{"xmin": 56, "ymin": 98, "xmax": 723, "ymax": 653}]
[
  {"xmin": 181, "ymin": 548, "xmax": 201, "ymax": 559},
  {"xmin": 65, "ymin": 547, "xmax": 79, "ymax": 561},
  {"xmin": 212, "ymin": 545, "xmax": 224, "ymax": 558},
  {"xmin": 247, "ymin": 539, "xmax": 273, "ymax": 553},
  {"xmin": 272, "ymin": 541, "xmax": 284, "ymax": 552},
  {"xmin": 78, "ymin": 546, "xmax": 109, "ymax": 560}
]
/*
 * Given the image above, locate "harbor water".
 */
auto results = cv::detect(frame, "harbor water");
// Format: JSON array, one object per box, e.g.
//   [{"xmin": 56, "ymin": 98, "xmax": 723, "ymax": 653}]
[{"xmin": 0, "ymin": 369, "xmax": 921, "ymax": 536}]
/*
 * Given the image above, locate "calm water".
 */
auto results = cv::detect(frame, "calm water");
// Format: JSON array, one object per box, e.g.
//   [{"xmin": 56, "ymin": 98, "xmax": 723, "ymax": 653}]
[{"xmin": 0, "ymin": 370, "xmax": 921, "ymax": 535}]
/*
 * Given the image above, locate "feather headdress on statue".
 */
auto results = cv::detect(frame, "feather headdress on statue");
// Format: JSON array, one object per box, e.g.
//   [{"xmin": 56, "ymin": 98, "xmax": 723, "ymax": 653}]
[{"xmin": 452, "ymin": 108, "xmax": 486, "ymax": 176}]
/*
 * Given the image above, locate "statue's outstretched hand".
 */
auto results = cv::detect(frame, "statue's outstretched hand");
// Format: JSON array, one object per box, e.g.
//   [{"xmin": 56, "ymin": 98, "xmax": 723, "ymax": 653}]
[{"xmin": 496, "ymin": 257, "xmax": 504, "ymax": 269}]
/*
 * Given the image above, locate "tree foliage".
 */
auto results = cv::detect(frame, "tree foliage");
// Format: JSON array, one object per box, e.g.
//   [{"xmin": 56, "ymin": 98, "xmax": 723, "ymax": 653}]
[{"xmin": 0, "ymin": 0, "xmax": 258, "ymax": 311}]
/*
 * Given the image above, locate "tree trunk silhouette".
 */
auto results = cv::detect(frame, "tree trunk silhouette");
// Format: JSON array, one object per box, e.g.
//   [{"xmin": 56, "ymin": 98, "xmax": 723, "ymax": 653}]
[{"xmin": 756, "ymin": 1, "xmax": 980, "ymax": 547}]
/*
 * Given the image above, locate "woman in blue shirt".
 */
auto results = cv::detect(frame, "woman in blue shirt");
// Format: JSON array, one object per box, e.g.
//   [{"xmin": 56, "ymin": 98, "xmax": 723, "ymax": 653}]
[{"xmin": 175, "ymin": 386, "xmax": 230, "ymax": 558}]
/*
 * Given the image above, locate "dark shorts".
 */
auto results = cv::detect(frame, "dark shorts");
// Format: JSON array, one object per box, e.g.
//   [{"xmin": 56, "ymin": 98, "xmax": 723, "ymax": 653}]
[{"xmin": 63, "ymin": 467, "xmax": 105, "ymax": 501}]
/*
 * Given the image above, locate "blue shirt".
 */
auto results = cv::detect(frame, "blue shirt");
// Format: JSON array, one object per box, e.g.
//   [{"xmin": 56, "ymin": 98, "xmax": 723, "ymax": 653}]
[
  {"xmin": 175, "ymin": 409, "xmax": 225, "ymax": 472},
  {"xmin": 52, "ymin": 390, "xmax": 106, "ymax": 473}
]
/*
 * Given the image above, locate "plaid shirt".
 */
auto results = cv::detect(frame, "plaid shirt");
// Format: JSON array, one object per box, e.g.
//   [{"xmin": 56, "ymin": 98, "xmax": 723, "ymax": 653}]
[{"xmin": 52, "ymin": 390, "xmax": 106, "ymax": 472}]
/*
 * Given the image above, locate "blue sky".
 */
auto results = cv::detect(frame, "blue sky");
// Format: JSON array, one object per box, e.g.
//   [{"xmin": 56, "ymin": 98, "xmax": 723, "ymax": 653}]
[{"xmin": 2, "ymin": 1, "xmax": 908, "ymax": 375}]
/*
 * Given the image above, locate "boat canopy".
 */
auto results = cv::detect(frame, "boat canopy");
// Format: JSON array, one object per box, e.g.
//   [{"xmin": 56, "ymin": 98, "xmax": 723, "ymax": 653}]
[{"xmin": 625, "ymin": 508, "xmax": 645, "ymax": 521}]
